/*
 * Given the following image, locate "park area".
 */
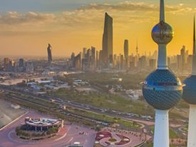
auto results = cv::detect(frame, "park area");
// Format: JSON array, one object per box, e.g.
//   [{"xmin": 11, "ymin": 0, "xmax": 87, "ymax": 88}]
[{"xmin": 94, "ymin": 127, "xmax": 148, "ymax": 147}]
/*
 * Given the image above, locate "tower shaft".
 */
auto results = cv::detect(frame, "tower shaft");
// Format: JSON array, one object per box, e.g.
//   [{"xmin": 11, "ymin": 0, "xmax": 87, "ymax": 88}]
[
  {"xmin": 187, "ymin": 105, "xmax": 196, "ymax": 147},
  {"xmin": 156, "ymin": 0, "xmax": 170, "ymax": 70},
  {"xmin": 193, "ymin": 16, "xmax": 195, "ymax": 55},
  {"xmin": 158, "ymin": 44, "xmax": 168, "ymax": 69},
  {"xmin": 160, "ymin": 0, "xmax": 165, "ymax": 22},
  {"xmin": 192, "ymin": 16, "xmax": 196, "ymax": 75},
  {"xmin": 154, "ymin": 110, "xmax": 169, "ymax": 147}
]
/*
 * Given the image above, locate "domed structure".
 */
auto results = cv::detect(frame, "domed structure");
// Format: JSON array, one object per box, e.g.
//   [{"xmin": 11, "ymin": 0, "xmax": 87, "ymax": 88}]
[
  {"xmin": 183, "ymin": 75, "xmax": 196, "ymax": 104},
  {"xmin": 143, "ymin": 69, "xmax": 183, "ymax": 110},
  {"xmin": 152, "ymin": 21, "xmax": 174, "ymax": 44}
]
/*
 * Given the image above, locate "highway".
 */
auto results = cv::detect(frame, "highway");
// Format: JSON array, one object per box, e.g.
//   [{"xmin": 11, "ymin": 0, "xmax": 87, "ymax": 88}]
[{"xmin": 0, "ymin": 85, "xmax": 186, "ymax": 139}]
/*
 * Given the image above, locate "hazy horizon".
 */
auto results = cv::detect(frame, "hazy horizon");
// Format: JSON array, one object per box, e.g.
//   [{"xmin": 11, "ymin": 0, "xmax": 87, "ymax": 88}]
[{"xmin": 0, "ymin": 0, "xmax": 196, "ymax": 57}]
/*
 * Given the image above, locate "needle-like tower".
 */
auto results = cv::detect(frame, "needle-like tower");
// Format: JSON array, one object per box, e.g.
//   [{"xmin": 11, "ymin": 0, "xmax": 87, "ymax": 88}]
[
  {"xmin": 142, "ymin": 0, "xmax": 183, "ymax": 147},
  {"xmin": 182, "ymin": 16, "xmax": 196, "ymax": 147}
]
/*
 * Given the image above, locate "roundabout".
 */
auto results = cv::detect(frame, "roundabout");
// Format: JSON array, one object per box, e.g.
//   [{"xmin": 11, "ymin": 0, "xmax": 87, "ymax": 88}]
[
  {"xmin": 0, "ymin": 110, "xmax": 96, "ymax": 147},
  {"xmin": 15, "ymin": 117, "xmax": 63, "ymax": 140},
  {"xmin": 7, "ymin": 125, "xmax": 68, "ymax": 145}
]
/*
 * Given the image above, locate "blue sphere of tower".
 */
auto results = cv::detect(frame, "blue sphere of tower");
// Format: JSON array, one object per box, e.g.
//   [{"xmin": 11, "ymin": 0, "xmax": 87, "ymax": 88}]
[
  {"xmin": 152, "ymin": 21, "xmax": 174, "ymax": 45},
  {"xmin": 183, "ymin": 75, "xmax": 196, "ymax": 104},
  {"xmin": 142, "ymin": 69, "xmax": 183, "ymax": 110}
]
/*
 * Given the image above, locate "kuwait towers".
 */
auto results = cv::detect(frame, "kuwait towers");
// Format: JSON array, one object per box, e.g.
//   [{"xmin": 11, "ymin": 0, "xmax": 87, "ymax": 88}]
[
  {"xmin": 142, "ymin": 0, "xmax": 183, "ymax": 147},
  {"xmin": 182, "ymin": 16, "xmax": 196, "ymax": 147}
]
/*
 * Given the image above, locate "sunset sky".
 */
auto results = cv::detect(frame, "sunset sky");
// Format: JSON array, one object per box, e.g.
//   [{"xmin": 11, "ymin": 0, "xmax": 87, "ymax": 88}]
[{"xmin": 0, "ymin": 0, "xmax": 196, "ymax": 57}]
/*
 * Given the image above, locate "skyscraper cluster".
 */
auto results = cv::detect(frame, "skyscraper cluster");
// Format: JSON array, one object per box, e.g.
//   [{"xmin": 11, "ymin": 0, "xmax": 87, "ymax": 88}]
[
  {"xmin": 2, "ymin": 58, "xmax": 34, "ymax": 73},
  {"xmin": 68, "ymin": 46, "xmax": 96, "ymax": 71},
  {"xmin": 67, "ymin": 12, "xmax": 158, "ymax": 72}
]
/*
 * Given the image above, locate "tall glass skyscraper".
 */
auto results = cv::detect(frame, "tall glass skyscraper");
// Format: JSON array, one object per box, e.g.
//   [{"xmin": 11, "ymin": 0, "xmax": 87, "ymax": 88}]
[
  {"xmin": 102, "ymin": 12, "xmax": 113, "ymax": 67},
  {"xmin": 124, "ymin": 39, "xmax": 129, "ymax": 69}
]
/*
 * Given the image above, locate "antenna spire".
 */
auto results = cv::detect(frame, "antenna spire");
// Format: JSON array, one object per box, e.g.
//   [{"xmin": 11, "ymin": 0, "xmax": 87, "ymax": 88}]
[
  {"xmin": 160, "ymin": 0, "xmax": 165, "ymax": 22},
  {"xmin": 193, "ymin": 15, "xmax": 196, "ymax": 55},
  {"xmin": 192, "ymin": 15, "xmax": 196, "ymax": 75},
  {"xmin": 136, "ymin": 39, "xmax": 138, "ymax": 55}
]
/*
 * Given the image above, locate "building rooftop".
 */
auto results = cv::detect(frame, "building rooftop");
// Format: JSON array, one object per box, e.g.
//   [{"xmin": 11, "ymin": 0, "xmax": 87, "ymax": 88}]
[{"xmin": 25, "ymin": 117, "xmax": 60, "ymax": 127}]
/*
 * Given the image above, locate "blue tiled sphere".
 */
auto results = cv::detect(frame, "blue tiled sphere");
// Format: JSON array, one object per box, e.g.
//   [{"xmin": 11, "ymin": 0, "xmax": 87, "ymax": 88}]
[
  {"xmin": 142, "ymin": 69, "xmax": 183, "ymax": 110},
  {"xmin": 183, "ymin": 75, "xmax": 196, "ymax": 104}
]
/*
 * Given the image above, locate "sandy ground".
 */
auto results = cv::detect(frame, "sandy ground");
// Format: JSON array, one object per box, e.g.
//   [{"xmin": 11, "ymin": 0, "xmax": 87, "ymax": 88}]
[{"xmin": 0, "ymin": 99, "xmax": 26, "ymax": 128}]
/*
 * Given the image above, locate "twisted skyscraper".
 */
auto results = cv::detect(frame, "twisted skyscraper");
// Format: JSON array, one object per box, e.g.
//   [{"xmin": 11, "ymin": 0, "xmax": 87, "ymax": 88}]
[
  {"xmin": 47, "ymin": 43, "xmax": 52, "ymax": 64},
  {"xmin": 142, "ymin": 0, "xmax": 183, "ymax": 147}
]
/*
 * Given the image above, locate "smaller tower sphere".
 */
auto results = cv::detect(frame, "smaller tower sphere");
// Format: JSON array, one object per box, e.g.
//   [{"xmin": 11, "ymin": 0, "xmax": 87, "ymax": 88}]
[
  {"xmin": 152, "ymin": 21, "xmax": 174, "ymax": 44},
  {"xmin": 183, "ymin": 75, "xmax": 196, "ymax": 104},
  {"xmin": 142, "ymin": 69, "xmax": 182, "ymax": 110}
]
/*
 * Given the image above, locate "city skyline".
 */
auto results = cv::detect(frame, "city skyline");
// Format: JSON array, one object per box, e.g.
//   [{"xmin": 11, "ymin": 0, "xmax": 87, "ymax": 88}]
[{"xmin": 0, "ymin": 0, "xmax": 196, "ymax": 57}]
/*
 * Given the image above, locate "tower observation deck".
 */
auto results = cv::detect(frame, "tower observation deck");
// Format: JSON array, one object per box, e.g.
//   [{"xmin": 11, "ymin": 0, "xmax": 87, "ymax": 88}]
[
  {"xmin": 142, "ymin": 0, "xmax": 183, "ymax": 147},
  {"xmin": 182, "ymin": 16, "xmax": 196, "ymax": 147}
]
